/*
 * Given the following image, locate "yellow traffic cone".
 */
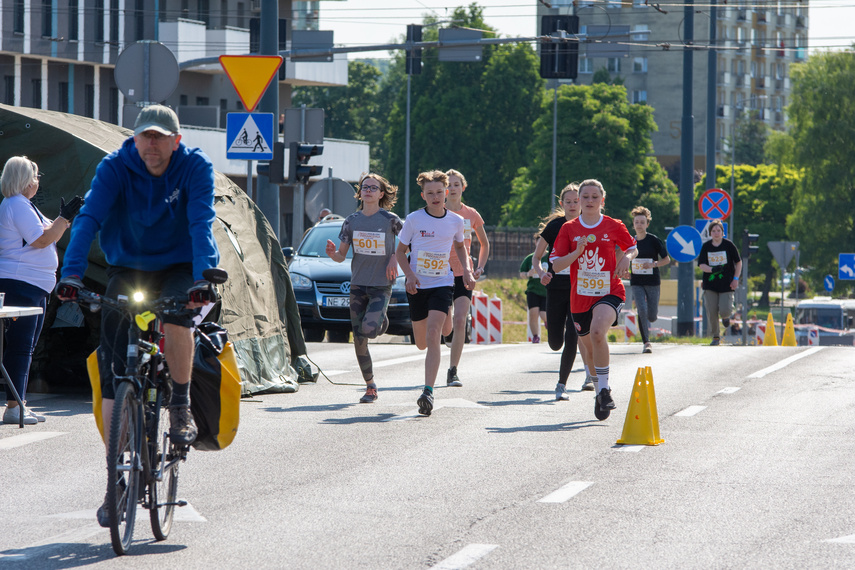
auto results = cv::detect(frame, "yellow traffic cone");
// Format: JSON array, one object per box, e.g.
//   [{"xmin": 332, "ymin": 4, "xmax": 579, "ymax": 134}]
[
  {"xmin": 764, "ymin": 313, "xmax": 778, "ymax": 346},
  {"xmin": 616, "ymin": 367, "xmax": 664, "ymax": 446},
  {"xmin": 781, "ymin": 313, "xmax": 797, "ymax": 347}
]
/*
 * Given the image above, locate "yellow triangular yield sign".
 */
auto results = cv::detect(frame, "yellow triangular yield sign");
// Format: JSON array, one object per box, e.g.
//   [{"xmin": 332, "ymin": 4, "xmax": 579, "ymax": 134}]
[{"xmin": 219, "ymin": 55, "xmax": 283, "ymax": 112}]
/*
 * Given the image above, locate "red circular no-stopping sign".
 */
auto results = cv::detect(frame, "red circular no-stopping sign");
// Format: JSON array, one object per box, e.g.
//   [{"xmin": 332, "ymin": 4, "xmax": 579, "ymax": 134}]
[{"xmin": 698, "ymin": 188, "xmax": 733, "ymax": 220}]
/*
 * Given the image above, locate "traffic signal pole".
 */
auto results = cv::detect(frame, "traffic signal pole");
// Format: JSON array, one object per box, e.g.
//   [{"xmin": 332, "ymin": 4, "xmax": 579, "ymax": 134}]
[
  {"xmin": 677, "ymin": 1, "xmax": 695, "ymax": 336},
  {"xmin": 257, "ymin": 0, "xmax": 280, "ymax": 240}
]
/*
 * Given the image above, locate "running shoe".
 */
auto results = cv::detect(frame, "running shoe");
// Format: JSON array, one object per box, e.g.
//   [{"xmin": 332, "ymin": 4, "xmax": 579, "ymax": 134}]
[
  {"xmin": 643, "ymin": 342, "xmax": 653, "ymax": 354},
  {"xmin": 532, "ymin": 335, "xmax": 540, "ymax": 344},
  {"xmin": 417, "ymin": 390, "xmax": 434, "ymax": 416},
  {"xmin": 96, "ymin": 477, "xmax": 127, "ymax": 528},
  {"xmin": 597, "ymin": 387, "xmax": 616, "ymax": 410},
  {"xmin": 359, "ymin": 386, "xmax": 378, "ymax": 403},
  {"xmin": 710, "ymin": 337, "xmax": 720, "ymax": 346},
  {"xmin": 555, "ymin": 383, "xmax": 569, "ymax": 401},
  {"xmin": 2, "ymin": 406, "xmax": 37, "ymax": 425},
  {"xmin": 447, "ymin": 367, "xmax": 462, "ymax": 387},
  {"xmin": 581, "ymin": 376, "xmax": 596, "ymax": 392}
]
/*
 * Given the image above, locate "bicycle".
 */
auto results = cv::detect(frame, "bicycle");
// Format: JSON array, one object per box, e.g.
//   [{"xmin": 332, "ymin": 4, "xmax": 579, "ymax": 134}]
[{"xmin": 64, "ymin": 268, "xmax": 227, "ymax": 555}]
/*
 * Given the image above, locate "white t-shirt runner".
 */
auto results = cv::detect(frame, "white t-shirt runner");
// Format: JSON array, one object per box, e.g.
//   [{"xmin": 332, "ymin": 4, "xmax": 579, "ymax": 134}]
[{"xmin": 398, "ymin": 208, "xmax": 464, "ymax": 289}]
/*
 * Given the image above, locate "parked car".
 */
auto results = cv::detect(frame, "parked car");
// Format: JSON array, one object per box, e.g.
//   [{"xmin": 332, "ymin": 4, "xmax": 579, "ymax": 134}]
[{"xmin": 282, "ymin": 217, "xmax": 413, "ymax": 343}]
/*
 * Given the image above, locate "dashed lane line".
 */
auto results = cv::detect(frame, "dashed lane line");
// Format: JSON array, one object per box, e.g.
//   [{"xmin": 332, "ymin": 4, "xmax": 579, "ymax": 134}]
[
  {"xmin": 675, "ymin": 405, "xmax": 707, "ymax": 417},
  {"xmin": 0, "ymin": 431, "xmax": 65, "ymax": 450},
  {"xmin": 537, "ymin": 481, "xmax": 594, "ymax": 503},
  {"xmin": 430, "ymin": 544, "xmax": 499, "ymax": 569},
  {"xmin": 747, "ymin": 346, "xmax": 824, "ymax": 379},
  {"xmin": 717, "ymin": 387, "xmax": 741, "ymax": 394}
]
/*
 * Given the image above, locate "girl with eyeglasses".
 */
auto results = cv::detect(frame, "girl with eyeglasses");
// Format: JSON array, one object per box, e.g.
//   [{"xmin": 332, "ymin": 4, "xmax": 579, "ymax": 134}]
[{"xmin": 325, "ymin": 173, "xmax": 403, "ymax": 403}]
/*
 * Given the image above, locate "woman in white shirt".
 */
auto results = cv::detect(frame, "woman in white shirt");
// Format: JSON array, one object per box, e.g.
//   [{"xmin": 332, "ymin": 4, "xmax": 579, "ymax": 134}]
[{"xmin": 0, "ymin": 156, "xmax": 82, "ymax": 425}]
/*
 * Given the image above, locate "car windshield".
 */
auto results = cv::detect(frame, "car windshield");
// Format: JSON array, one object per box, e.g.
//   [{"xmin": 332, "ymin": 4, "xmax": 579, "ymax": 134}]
[{"xmin": 298, "ymin": 224, "xmax": 353, "ymax": 259}]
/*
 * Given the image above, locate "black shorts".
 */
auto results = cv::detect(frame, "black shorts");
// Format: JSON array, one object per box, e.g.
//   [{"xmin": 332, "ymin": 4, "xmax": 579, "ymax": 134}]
[
  {"xmin": 572, "ymin": 295, "xmax": 624, "ymax": 337},
  {"xmin": 407, "ymin": 286, "xmax": 453, "ymax": 322},
  {"xmin": 452, "ymin": 275, "xmax": 473, "ymax": 301},
  {"xmin": 526, "ymin": 291, "xmax": 546, "ymax": 311}
]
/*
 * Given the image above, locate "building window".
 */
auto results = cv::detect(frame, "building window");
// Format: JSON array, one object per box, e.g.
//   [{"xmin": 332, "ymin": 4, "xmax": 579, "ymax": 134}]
[
  {"xmin": 85, "ymin": 84, "xmax": 95, "ymax": 117},
  {"xmin": 198, "ymin": 0, "xmax": 210, "ymax": 26},
  {"xmin": 579, "ymin": 57, "xmax": 593, "ymax": 74},
  {"xmin": 196, "ymin": 96, "xmax": 209, "ymax": 106},
  {"xmin": 95, "ymin": 0, "xmax": 105, "ymax": 43},
  {"xmin": 109, "ymin": 87, "xmax": 119, "ymax": 123},
  {"xmin": 59, "ymin": 82, "xmax": 69, "ymax": 112},
  {"xmin": 69, "ymin": 0, "xmax": 79, "ymax": 40},
  {"xmin": 633, "ymin": 57, "xmax": 647, "ymax": 73},
  {"xmin": 632, "ymin": 90, "xmax": 647, "ymax": 104},
  {"xmin": 237, "ymin": 2, "xmax": 246, "ymax": 28},
  {"xmin": 110, "ymin": 0, "xmax": 120, "ymax": 44},
  {"xmin": 135, "ymin": 0, "xmax": 145, "ymax": 40},
  {"xmin": 180, "ymin": 94, "xmax": 188, "ymax": 106},
  {"xmin": 32, "ymin": 79, "xmax": 42, "ymax": 108},
  {"xmin": 4, "ymin": 76, "xmax": 15, "ymax": 105},
  {"xmin": 607, "ymin": 58, "xmax": 620, "ymax": 73},
  {"xmin": 631, "ymin": 24, "xmax": 648, "ymax": 41},
  {"xmin": 220, "ymin": 0, "xmax": 228, "ymax": 27},
  {"xmin": 13, "ymin": 0, "xmax": 24, "ymax": 34},
  {"xmin": 42, "ymin": 0, "xmax": 53, "ymax": 37}
]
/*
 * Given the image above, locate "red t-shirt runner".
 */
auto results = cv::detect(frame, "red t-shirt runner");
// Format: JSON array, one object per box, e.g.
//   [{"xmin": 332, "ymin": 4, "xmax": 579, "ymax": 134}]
[{"xmin": 550, "ymin": 214, "xmax": 637, "ymax": 313}]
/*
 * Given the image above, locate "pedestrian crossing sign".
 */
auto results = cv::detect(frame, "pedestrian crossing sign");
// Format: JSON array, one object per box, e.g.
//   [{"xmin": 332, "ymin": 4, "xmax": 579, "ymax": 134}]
[{"xmin": 226, "ymin": 112, "xmax": 274, "ymax": 160}]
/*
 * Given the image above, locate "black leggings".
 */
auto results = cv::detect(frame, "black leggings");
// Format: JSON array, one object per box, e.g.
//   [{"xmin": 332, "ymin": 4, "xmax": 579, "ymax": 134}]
[{"xmin": 545, "ymin": 288, "xmax": 578, "ymax": 385}]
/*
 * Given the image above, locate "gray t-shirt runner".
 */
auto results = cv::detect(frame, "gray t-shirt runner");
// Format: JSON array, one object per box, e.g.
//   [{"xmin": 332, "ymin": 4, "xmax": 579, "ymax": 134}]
[{"xmin": 339, "ymin": 209, "xmax": 403, "ymax": 287}]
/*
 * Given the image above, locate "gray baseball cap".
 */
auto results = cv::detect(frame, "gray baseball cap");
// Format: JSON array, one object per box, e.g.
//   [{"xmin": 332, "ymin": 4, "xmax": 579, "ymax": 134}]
[{"xmin": 133, "ymin": 105, "xmax": 180, "ymax": 136}]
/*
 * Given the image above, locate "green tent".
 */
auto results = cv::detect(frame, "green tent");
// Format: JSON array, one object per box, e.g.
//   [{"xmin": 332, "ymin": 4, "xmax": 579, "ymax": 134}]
[{"xmin": 0, "ymin": 103, "xmax": 312, "ymax": 394}]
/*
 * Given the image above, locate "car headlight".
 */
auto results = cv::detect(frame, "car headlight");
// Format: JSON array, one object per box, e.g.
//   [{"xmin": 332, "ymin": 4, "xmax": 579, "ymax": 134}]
[
  {"xmin": 392, "ymin": 274, "xmax": 407, "ymax": 291},
  {"xmin": 290, "ymin": 273, "xmax": 313, "ymax": 290}
]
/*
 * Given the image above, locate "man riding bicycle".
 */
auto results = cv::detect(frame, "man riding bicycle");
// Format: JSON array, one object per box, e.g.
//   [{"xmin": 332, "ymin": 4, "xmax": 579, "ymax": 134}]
[{"xmin": 56, "ymin": 105, "xmax": 220, "ymax": 527}]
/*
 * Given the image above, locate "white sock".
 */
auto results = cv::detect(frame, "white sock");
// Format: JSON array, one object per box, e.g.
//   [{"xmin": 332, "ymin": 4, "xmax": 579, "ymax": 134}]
[{"xmin": 595, "ymin": 366, "xmax": 610, "ymax": 391}]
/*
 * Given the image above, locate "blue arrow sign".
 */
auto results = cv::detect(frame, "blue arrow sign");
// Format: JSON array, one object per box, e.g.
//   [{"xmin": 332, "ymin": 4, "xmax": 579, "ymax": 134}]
[
  {"xmin": 824, "ymin": 275, "xmax": 835, "ymax": 292},
  {"xmin": 666, "ymin": 225, "xmax": 703, "ymax": 263},
  {"xmin": 226, "ymin": 112, "xmax": 274, "ymax": 160},
  {"xmin": 838, "ymin": 254, "xmax": 855, "ymax": 281}
]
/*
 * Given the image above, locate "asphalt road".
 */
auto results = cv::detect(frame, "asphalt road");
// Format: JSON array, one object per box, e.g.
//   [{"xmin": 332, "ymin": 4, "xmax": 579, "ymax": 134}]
[{"xmin": 2, "ymin": 339, "xmax": 855, "ymax": 569}]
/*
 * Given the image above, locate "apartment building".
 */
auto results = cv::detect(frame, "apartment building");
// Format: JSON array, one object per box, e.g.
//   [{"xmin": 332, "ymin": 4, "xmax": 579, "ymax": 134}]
[{"xmin": 537, "ymin": 0, "xmax": 807, "ymax": 174}]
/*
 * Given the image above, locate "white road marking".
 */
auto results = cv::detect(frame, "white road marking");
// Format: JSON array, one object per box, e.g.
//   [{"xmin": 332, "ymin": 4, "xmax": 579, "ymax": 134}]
[
  {"xmin": 717, "ymin": 387, "xmax": 741, "ymax": 394},
  {"xmin": 537, "ymin": 481, "xmax": 594, "ymax": 503},
  {"xmin": 382, "ymin": 399, "xmax": 486, "ymax": 421},
  {"xmin": 613, "ymin": 445, "xmax": 646, "ymax": 453},
  {"xmin": 431, "ymin": 544, "xmax": 499, "ymax": 569},
  {"xmin": 747, "ymin": 346, "xmax": 824, "ymax": 378},
  {"xmin": 675, "ymin": 405, "xmax": 707, "ymax": 417},
  {"xmin": 0, "ymin": 431, "xmax": 65, "ymax": 450},
  {"xmin": 0, "ymin": 523, "xmax": 105, "ymax": 561},
  {"xmin": 47, "ymin": 501, "xmax": 206, "ymax": 523},
  {"xmin": 826, "ymin": 534, "xmax": 855, "ymax": 544},
  {"xmin": 321, "ymin": 369, "xmax": 349, "ymax": 377}
]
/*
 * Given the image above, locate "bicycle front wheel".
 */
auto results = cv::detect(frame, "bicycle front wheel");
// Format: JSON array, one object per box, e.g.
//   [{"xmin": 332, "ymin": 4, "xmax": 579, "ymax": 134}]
[
  {"xmin": 107, "ymin": 381, "xmax": 142, "ymax": 555},
  {"xmin": 150, "ymin": 399, "xmax": 180, "ymax": 540}
]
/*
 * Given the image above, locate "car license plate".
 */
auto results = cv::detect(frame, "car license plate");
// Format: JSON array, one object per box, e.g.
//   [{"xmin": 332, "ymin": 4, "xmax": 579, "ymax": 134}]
[{"xmin": 324, "ymin": 296, "xmax": 349, "ymax": 307}]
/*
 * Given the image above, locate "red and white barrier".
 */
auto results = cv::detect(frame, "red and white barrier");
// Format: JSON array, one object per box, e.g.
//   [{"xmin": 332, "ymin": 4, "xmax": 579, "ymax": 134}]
[
  {"xmin": 755, "ymin": 322, "xmax": 766, "ymax": 345},
  {"xmin": 624, "ymin": 312, "xmax": 638, "ymax": 342},
  {"xmin": 471, "ymin": 292, "xmax": 502, "ymax": 344},
  {"xmin": 808, "ymin": 326, "xmax": 819, "ymax": 346}
]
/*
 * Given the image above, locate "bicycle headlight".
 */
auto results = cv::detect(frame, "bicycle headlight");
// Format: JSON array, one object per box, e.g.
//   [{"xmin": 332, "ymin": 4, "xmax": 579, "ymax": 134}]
[{"xmin": 132, "ymin": 291, "xmax": 145, "ymax": 303}]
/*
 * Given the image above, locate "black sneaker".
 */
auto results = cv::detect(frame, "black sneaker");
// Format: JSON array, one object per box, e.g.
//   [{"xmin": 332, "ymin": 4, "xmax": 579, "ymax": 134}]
[
  {"xmin": 169, "ymin": 405, "xmax": 198, "ymax": 445},
  {"xmin": 447, "ymin": 367, "xmax": 462, "ymax": 387},
  {"xmin": 597, "ymin": 388, "xmax": 616, "ymax": 410},
  {"xmin": 96, "ymin": 476, "xmax": 127, "ymax": 527},
  {"xmin": 359, "ymin": 386, "xmax": 378, "ymax": 403},
  {"xmin": 417, "ymin": 390, "xmax": 434, "ymax": 416}
]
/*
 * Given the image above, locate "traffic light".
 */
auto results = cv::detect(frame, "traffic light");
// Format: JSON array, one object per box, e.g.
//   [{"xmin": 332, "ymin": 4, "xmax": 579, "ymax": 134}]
[
  {"xmin": 406, "ymin": 24, "xmax": 422, "ymax": 75},
  {"xmin": 540, "ymin": 15, "xmax": 579, "ymax": 79},
  {"xmin": 742, "ymin": 228, "xmax": 759, "ymax": 258},
  {"xmin": 256, "ymin": 142, "xmax": 286, "ymax": 184},
  {"xmin": 288, "ymin": 142, "xmax": 323, "ymax": 184}
]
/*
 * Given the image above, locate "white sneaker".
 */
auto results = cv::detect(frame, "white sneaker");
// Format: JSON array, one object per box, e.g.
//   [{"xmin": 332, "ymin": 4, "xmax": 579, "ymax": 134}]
[
  {"xmin": 22, "ymin": 401, "xmax": 46, "ymax": 422},
  {"xmin": 555, "ymin": 383, "xmax": 570, "ymax": 401},
  {"xmin": 3, "ymin": 406, "xmax": 38, "ymax": 425}
]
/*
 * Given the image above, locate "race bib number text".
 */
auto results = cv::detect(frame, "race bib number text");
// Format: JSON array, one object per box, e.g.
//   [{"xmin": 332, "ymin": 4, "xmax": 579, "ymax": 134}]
[
  {"xmin": 416, "ymin": 250, "xmax": 449, "ymax": 277},
  {"xmin": 708, "ymin": 251, "xmax": 727, "ymax": 266},
  {"xmin": 577, "ymin": 268, "xmax": 610, "ymax": 296},
  {"xmin": 353, "ymin": 231, "xmax": 385, "ymax": 256},
  {"xmin": 632, "ymin": 258, "xmax": 653, "ymax": 275}
]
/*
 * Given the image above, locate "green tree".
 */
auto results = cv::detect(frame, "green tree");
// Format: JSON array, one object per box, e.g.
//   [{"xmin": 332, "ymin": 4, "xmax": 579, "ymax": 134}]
[
  {"xmin": 500, "ymin": 82, "xmax": 677, "ymax": 229},
  {"xmin": 786, "ymin": 50, "xmax": 855, "ymax": 290},
  {"xmin": 381, "ymin": 4, "xmax": 543, "ymax": 223},
  {"xmin": 733, "ymin": 109, "xmax": 768, "ymax": 165}
]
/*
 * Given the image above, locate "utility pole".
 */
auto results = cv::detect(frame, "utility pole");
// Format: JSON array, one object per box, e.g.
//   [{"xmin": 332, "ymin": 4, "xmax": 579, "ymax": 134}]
[
  {"xmin": 257, "ymin": 0, "xmax": 280, "ymax": 240},
  {"xmin": 677, "ymin": 0, "xmax": 695, "ymax": 336}
]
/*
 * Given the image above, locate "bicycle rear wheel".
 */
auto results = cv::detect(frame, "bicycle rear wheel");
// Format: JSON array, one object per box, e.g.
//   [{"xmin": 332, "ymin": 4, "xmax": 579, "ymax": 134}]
[
  {"xmin": 150, "ymin": 400, "xmax": 180, "ymax": 540},
  {"xmin": 107, "ymin": 381, "xmax": 141, "ymax": 555}
]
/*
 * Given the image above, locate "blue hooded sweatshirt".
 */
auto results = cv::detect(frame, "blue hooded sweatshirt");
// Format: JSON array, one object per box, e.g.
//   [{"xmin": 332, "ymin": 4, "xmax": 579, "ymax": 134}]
[{"xmin": 61, "ymin": 136, "xmax": 220, "ymax": 282}]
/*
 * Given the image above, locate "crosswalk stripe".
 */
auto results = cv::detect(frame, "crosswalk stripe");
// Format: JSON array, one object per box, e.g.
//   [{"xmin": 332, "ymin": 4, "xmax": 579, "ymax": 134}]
[{"xmin": 0, "ymin": 431, "xmax": 65, "ymax": 450}]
